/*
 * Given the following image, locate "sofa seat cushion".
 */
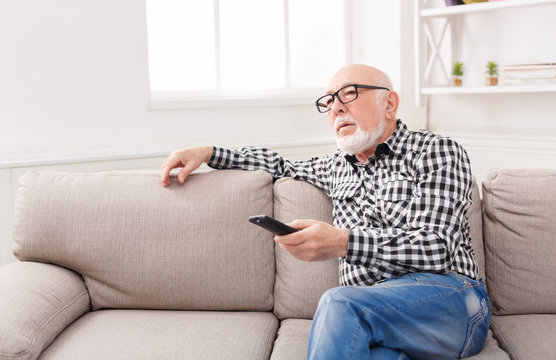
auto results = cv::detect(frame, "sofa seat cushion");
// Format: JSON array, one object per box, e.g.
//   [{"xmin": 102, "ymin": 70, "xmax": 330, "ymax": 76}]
[
  {"xmin": 270, "ymin": 319, "xmax": 508, "ymax": 359},
  {"xmin": 39, "ymin": 310, "xmax": 278, "ymax": 360},
  {"xmin": 490, "ymin": 314, "xmax": 556, "ymax": 360},
  {"xmin": 270, "ymin": 319, "xmax": 311, "ymax": 360}
]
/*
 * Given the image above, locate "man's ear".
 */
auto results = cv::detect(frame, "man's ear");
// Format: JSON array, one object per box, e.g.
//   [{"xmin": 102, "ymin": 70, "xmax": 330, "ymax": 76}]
[{"xmin": 385, "ymin": 91, "xmax": 399, "ymax": 117}]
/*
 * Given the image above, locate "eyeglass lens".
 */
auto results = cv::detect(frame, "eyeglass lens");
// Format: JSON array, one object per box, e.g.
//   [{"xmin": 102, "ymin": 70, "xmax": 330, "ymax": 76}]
[{"xmin": 317, "ymin": 85, "xmax": 358, "ymax": 112}]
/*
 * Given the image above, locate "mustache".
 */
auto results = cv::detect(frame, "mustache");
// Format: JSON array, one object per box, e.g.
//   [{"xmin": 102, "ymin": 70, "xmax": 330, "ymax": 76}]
[
  {"xmin": 334, "ymin": 115, "xmax": 359, "ymax": 132},
  {"xmin": 334, "ymin": 115, "xmax": 359, "ymax": 128}
]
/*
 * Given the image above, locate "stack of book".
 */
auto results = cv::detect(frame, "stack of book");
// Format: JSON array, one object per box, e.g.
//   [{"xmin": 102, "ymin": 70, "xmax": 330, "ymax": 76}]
[{"xmin": 500, "ymin": 63, "xmax": 556, "ymax": 85}]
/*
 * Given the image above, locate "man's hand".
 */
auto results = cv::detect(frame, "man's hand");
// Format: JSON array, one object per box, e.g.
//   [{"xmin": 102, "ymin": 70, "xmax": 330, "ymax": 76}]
[
  {"xmin": 160, "ymin": 146, "xmax": 213, "ymax": 187},
  {"xmin": 274, "ymin": 219, "xmax": 349, "ymax": 262}
]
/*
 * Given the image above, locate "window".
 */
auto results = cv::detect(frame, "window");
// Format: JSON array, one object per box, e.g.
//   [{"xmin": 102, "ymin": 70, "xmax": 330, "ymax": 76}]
[{"xmin": 146, "ymin": 0, "xmax": 349, "ymax": 107}]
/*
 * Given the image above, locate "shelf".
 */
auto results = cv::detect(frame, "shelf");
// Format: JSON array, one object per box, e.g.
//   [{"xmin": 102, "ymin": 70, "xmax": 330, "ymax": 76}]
[
  {"xmin": 415, "ymin": 0, "xmax": 556, "ymax": 104},
  {"xmin": 420, "ymin": 0, "xmax": 556, "ymax": 18},
  {"xmin": 422, "ymin": 83, "xmax": 556, "ymax": 94}
]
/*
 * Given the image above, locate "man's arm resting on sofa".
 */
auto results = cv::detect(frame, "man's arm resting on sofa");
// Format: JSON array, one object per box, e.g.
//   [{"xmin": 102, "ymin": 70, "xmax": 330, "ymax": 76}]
[
  {"xmin": 0, "ymin": 261, "xmax": 91, "ymax": 360},
  {"xmin": 160, "ymin": 146, "xmax": 334, "ymax": 193}
]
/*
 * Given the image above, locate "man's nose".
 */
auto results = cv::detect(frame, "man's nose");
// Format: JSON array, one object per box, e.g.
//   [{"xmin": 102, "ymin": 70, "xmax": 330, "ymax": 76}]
[{"xmin": 330, "ymin": 96, "xmax": 346, "ymax": 115}]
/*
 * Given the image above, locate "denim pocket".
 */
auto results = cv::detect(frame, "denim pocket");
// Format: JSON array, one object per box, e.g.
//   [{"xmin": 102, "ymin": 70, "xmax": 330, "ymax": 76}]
[{"xmin": 459, "ymin": 296, "xmax": 492, "ymax": 358}]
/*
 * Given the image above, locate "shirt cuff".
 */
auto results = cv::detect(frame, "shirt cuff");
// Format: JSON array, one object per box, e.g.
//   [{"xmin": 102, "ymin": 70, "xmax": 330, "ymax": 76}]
[
  {"xmin": 207, "ymin": 146, "xmax": 234, "ymax": 169},
  {"xmin": 345, "ymin": 228, "xmax": 378, "ymax": 268}
]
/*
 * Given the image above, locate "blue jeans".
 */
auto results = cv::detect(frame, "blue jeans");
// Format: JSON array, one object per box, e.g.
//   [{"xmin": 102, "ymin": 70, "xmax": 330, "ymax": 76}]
[{"xmin": 307, "ymin": 272, "xmax": 491, "ymax": 360}]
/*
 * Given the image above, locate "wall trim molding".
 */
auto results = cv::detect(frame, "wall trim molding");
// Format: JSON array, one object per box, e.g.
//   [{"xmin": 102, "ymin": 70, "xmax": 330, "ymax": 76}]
[
  {"xmin": 445, "ymin": 132, "xmax": 556, "ymax": 155},
  {"xmin": 0, "ymin": 138, "xmax": 338, "ymax": 169}
]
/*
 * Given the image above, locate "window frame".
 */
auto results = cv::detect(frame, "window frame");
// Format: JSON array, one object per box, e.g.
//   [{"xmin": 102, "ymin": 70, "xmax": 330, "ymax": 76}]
[{"xmin": 147, "ymin": 0, "xmax": 353, "ymax": 109}]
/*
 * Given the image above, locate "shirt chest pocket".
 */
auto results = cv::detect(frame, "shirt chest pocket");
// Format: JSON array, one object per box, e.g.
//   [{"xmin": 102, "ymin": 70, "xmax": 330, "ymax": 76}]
[
  {"xmin": 376, "ymin": 176, "xmax": 414, "ymax": 228},
  {"xmin": 330, "ymin": 182, "xmax": 363, "ymax": 227},
  {"xmin": 331, "ymin": 182, "xmax": 360, "ymax": 200}
]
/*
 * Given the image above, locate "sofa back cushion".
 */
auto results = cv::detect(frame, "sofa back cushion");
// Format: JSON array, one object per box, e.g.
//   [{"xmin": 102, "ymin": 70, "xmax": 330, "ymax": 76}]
[
  {"xmin": 482, "ymin": 168, "xmax": 556, "ymax": 315},
  {"xmin": 273, "ymin": 177, "xmax": 484, "ymax": 320},
  {"xmin": 13, "ymin": 170, "xmax": 275, "ymax": 311},
  {"xmin": 273, "ymin": 178, "xmax": 337, "ymax": 320}
]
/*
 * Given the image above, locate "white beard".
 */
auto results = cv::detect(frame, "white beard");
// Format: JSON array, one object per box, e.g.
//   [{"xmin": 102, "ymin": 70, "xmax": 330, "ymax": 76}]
[{"xmin": 335, "ymin": 115, "xmax": 386, "ymax": 155}]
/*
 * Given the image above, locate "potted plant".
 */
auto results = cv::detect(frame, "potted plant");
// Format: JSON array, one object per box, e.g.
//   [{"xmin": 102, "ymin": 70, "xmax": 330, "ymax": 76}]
[
  {"xmin": 452, "ymin": 61, "xmax": 464, "ymax": 86},
  {"xmin": 486, "ymin": 61, "xmax": 499, "ymax": 86}
]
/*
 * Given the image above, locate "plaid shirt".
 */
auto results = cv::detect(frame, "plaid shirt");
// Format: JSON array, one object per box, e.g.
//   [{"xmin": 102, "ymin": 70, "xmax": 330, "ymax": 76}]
[{"xmin": 208, "ymin": 120, "xmax": 478, "ymax": 286}]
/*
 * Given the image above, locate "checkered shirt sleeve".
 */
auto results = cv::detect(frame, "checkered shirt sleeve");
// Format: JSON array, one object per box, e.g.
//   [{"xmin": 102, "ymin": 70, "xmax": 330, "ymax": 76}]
[
  {"xmin": 344, "ymin": 137, "xmax": 475, "ymax": 282},
  {"xmin": 208, "ymin": 146, "xmax": 334, "ymax": 194}
]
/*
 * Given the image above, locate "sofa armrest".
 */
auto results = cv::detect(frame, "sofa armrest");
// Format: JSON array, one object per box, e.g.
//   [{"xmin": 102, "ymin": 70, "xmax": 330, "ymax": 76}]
[{"xmin": 0, "ymin": 261, "xmax": 91, "ymax": 360}]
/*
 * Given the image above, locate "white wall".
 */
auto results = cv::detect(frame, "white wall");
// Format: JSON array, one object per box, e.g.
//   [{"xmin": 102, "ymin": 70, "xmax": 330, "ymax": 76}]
[{"xmin": 352, "ymin": 0, "xmax": 426, "ymax": 130}]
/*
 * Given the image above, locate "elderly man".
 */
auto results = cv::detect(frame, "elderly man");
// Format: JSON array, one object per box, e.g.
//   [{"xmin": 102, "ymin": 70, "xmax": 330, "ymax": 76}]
[{"xmin": 160, "ymin": 64, "xmax": 491, "ymax": 359}]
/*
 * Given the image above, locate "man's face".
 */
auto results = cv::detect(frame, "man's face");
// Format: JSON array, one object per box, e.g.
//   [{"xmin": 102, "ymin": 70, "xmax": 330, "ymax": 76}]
[{"xmin": 326, "ymin": 68, "xmax": 388, "ymax": 142}]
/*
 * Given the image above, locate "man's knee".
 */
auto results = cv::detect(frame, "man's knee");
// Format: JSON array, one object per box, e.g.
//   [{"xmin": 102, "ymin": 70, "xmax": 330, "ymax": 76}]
[{"xmin": 317, "ymin": 286, "xmax": 362, "ymax": 313}]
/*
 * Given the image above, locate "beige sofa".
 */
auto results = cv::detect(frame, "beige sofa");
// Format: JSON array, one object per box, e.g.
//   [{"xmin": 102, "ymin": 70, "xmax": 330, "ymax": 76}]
[{"xmin": 1, "ymin": 168, "xmax": 555, "ymax": 359}]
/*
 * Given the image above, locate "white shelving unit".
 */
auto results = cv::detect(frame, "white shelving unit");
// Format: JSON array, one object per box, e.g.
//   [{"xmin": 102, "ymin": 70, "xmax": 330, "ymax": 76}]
[
  {"xmin": 415, "ymin": 0, "xmax": 556, "ymax": 105},
  {"xmin": 422, "ymin": 83, "xmax": 556, "ymax": 95},
  {"xmin": 420, "ymin": 0, "xmax": 556, "ymax": 17}
]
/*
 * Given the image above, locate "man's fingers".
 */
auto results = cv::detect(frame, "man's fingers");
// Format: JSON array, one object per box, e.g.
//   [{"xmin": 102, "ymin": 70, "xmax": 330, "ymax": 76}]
[
  {"xmin": 274, "ymin": 228, "xmax": 307, "ymax": 245},
  {"xmin": 160, "ymin": 154, "xmax": 186, "ymax": 185},
  {"xmin": 177, "ymin": 162, "xmax": 198, "ymax": 184},
  {"xmin": 288, "ymin": 219, "xmax": 317, "ymax": 230},
  {"xmin": 274, "ymin": 220, "xmax": 320, "ymax": 244},
  {"xmin": 160, "ymin": 146, "xmax": 211, "ymax": 187},
  {"xmin": 177, "ymin": 168, "xmax": 188, "ymax": 184},
  {"xmin": 160, "ymin": 156, "xmax": 178, "ymax": 184},
  {"xmin": 161, "ymin": 166, "xmax": 172, "ymax": 186}
]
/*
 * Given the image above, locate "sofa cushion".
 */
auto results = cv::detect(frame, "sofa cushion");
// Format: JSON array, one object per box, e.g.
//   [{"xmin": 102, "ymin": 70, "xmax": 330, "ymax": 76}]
[
  {"xmin": 39, "ymin": 310, "xmax": 278, "ymax": 359},
  {"xmin": 490, "ymin": 314, "xmax": 556, "ymax": 360},
  {"xmin": 465, "ymin": 331, "xmax": 510, "ymax": 360},
  {"xmin": 13, "ymin": 170, "xmax": 275, "ymax": 311},
  {"xmin": 273, "ymin": 178, "xmax": 338, "ymax": 320},
  {"xmin": 482, "ymin": 169, "xmax": 556, "ymax": 315},
  {"xmin": 270, "ymin": 319, "xmax": 311, "ymax": 360},
  {"xmin": 0, "ymin": 262, "xmax": 90, "ymax": 360},
  {"xmin": 270, "ymin": 319, "xmax": 508, "ymax": 360}
]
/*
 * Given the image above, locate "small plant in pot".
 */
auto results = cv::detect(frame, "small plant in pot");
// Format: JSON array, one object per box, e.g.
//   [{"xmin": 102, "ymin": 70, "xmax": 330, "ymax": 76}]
[
  {"xmin": 452, "ymin": 61, "xmax": 464, "ymax": 86},
  {"xmin": 486, "ymin": 61, "xmax": 498, "ymax": 86}
]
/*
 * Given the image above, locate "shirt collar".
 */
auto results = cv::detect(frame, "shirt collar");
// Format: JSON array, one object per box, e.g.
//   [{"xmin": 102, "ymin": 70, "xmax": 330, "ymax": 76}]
[
  {"xmin": 383, "ymin": 119, "xmax": 409, "ymax": 155},
  {"xmin": 343, "ymin": 119, "xmax": 408, "ymax": 164}
]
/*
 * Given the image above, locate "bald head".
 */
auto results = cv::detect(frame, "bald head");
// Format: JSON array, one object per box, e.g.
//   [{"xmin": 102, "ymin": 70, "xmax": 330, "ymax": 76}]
[{"xmin": 328, "ymin": 64, "xmax": 393, "ymax": 93}]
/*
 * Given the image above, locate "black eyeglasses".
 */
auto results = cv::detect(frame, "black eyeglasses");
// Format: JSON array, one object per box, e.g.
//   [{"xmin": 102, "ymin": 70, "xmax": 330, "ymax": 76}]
[{"xmin": 315, "ymin": 84, "xmax": 390, "ymax": 113}]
